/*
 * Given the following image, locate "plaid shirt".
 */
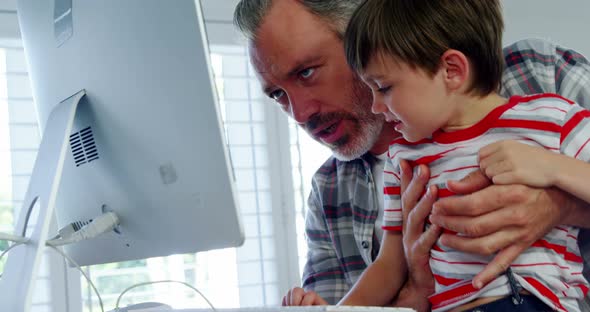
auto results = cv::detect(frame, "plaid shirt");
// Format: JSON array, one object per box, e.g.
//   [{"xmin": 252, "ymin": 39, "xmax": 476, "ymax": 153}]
[{"xmin": 301, "ymin": 38, "xmax": 590, "ymax": 306}]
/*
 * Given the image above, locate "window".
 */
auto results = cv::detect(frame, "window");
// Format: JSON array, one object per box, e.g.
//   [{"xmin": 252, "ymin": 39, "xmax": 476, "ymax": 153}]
[{"xmin": 289, "ymin": 125, "xmax": 332, "ymax": 274}]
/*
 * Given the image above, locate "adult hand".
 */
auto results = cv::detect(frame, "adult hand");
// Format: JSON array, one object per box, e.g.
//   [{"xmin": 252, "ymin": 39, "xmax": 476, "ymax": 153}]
[
  {"xmin": 429, "ymin": 170, "xmax": 572, "ymax": 289},
  {"xmin": 282, "ymin": 287, "xmax": 327, "ymax": 306},
  {"xmin": 392, "ymin": 160, "xmax": 440, "ymax": 312}
]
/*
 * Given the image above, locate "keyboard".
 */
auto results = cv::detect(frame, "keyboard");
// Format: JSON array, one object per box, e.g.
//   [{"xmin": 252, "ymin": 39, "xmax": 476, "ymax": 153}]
[
  {"xmin": 170, "ymin": 307, "xmax": 414, "ymax": 312},
  {"xmin": 111, "ymin": 306, "xmax": 414, "ymax": 312}
]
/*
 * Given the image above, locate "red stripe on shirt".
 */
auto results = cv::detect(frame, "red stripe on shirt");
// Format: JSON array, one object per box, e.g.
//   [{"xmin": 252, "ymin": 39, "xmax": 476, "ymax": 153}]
[
  {"xmin": 429, "ymin": 281, "xmax": 478, "ymax": 309},
  {"xmin": 407, "ymin": 146, "xmax": 464, "ymax": 167},
  {"xmin": 575, "ymin": 137, "xmax": 590, "ymax": 158},
  {"xmin": 437, "ymin": 188, "xmax": 457, "ymax": 198},
  {"xmin": 561, "ymin": 110, "xmax": 590, "ymax": 144},
  {"xmin": 524, "ymin": 276, "xmax": 567, "ymax": 311},
  {"xmin": 384, "ymin": 186, "xmax": 401, "ymax": 195},
  {"xmin": 494, "ymin": 119, "xmax": 561, "ymax": 133},
  {"xmin": 531, "ymin": 239, "xmax": 583, "ymax": 263},
  {"xmin": 433, "ymin": 274, "xmax": 463, "ymax": 287},
  {"xmin": 382, "ymin": 225, "xmax": 402, "ymax": 232}
]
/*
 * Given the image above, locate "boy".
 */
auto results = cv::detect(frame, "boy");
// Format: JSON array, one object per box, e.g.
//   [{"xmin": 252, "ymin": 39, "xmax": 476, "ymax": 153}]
[{"xmin": 342, "ymin": 0, "xmax": 590, "ymax": 311}]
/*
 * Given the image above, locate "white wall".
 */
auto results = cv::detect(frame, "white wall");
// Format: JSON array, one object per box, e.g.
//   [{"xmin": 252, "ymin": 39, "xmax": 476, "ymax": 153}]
[{"xmin": 502, "ymin": 0, "xmax": 590, "ymax": 57}]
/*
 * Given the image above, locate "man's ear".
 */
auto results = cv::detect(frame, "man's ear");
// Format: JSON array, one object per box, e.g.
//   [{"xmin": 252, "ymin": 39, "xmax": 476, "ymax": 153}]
[{"xmin": 440, "ymin": 49, "xmax": 470, "ymax": 91}]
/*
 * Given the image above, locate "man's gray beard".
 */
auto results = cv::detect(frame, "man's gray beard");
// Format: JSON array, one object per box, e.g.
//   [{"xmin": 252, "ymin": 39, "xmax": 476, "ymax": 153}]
[{"xmin": 331, "ymin": 79, "xmax": 384, "ymax": 161}]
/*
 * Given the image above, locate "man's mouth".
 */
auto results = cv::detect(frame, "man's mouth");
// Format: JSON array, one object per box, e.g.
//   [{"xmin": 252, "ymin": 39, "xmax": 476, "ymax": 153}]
[
  {"xmin": 311, "ymin": 120, "xmax": 345, "ymax": 144},
  {"xmin": 317, "ymin": 122, "xmax": 339, "ymax": 136}
]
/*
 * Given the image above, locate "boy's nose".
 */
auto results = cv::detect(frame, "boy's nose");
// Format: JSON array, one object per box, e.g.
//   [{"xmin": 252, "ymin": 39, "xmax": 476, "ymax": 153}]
[{"xmin": 371, "ymin": 96, "xmax": 388, "ymax": 115}]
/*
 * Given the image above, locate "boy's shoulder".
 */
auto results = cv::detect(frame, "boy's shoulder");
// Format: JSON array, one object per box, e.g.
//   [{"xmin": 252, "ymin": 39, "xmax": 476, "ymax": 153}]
[{"xmin": 507, "ymin": 93, "xmax": 576, "ymax": 114}]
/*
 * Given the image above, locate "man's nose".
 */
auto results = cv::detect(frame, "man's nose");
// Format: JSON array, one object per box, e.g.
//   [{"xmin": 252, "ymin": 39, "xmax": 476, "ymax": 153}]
[{"xmin": 288, "ymin": 91, "xmax": 319, "ymax": 124}]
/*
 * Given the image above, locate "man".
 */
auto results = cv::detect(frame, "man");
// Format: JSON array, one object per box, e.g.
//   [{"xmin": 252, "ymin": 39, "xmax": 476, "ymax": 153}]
[{"xmin": 233, "ymin": 0, "xmax": 590, "ymax": 310}]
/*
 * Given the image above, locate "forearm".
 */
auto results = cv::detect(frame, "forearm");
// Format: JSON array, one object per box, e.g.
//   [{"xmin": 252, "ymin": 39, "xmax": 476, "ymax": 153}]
[
  {"xmin": 391, "ymin": 282, "xmax": 432, "ymax": 312},
  {"xmin": 550, "ymin": 186, "xmax": 590, "ymax": 229},
  {"xmin": 339, "ymin": 258, "xmax": 407, "ymax": 306},
  {"xmin": 552, "ymin": 155, "xmax": 590, "ymax": 206},
  {"xmin": 339, "ymin": 232, "xmax": 406, "ymax": 306}
]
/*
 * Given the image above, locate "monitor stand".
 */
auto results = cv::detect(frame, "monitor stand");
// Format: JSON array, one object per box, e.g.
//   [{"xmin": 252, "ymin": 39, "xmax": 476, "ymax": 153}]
[{"xmin": 0, "ymin": 90, "xmax": 86, "ymax": 312}]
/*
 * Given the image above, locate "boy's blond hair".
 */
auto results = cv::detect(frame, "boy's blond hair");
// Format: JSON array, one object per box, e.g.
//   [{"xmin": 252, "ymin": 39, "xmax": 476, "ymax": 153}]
[{"xmin": 345, "ymin": 0, "xmax": 504, "ymax": 96}]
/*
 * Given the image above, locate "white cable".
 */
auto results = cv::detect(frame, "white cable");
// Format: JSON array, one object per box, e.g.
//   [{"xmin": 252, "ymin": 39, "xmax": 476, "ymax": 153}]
[
  {"xmin": 47, "ymin": 212, "xmax": 119, "ymax": 246},
  {"xmin": 0, "ymin": 232, "xmax": 30, "ymax": 244},
  {"xmin": 0, "ymin": 242, "xmax": 25, "ymax": 264},
  {"xmin": 115, "ymin": 280, "xmax": 217, "ymax": 311},
  {"xmin": 0, "ymin": 242, "xmax": 26, "ymax": 278},
  {"xmin": 46, "ymin": 242, "xmax": 105, "ymax": 312}
]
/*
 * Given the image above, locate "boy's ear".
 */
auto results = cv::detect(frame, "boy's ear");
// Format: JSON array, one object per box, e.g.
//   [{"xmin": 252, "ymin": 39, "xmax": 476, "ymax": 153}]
[{"xmin": 440, "ymin": 49, "xmax": 469, "ymax": 91}]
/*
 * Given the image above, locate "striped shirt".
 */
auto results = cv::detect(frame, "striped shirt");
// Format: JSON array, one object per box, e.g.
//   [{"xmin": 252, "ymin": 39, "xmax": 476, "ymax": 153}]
[
  {"xmin": 383, "ymin": 94, "xmax": 590, "ymax": 311},
  {"xmin": 301, "ymin": 38, "xmax": 590, "ymax": 307}
]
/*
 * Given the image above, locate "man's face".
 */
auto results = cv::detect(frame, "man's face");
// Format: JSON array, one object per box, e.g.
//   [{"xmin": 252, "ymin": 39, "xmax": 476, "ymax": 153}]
[{"xmin": 248, "ymin": 0, "xmax": 386, "ymax": 160}]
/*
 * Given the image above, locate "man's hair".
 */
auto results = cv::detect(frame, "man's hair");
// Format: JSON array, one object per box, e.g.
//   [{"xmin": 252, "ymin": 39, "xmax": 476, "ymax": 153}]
[
  {"xmin": 234, "ymin": 0, "xmax": 363, "ymax": 40},
  {"xmin": 345, "ymin": 0, "xmax": 504, "ymax": 96}
]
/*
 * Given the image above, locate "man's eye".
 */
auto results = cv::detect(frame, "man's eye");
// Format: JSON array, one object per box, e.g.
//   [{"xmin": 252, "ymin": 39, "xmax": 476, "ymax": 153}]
[
  {"xmin": 299, "ymin": 68, "xmax": 315, "ymax": 79},
  {"xmin": 269, "ymin": 89, "xmax": 285, "ymax": 101}
]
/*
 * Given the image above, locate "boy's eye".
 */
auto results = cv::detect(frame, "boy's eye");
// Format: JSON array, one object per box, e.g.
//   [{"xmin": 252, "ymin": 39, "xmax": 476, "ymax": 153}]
[
  {"xmin": 269, "ymin": 89, "xmax": 285, "ymax": 101},
  {"xmin": 377, "ymin": 86, "xmax": 392, "ymax": 94},
  {"xmin": 299, "ymin": 68, "xmax": 315, "ymax": 79}
]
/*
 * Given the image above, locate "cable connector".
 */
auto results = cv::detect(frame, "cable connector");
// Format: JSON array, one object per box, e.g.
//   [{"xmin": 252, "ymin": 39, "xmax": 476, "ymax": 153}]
[
  {"xmin": 47, "ymin": 212, "xmax": 120, "ymax": 247},
  {"xmin": 56, "ymin": 219, "xmax": 93, "ymax": 238}
]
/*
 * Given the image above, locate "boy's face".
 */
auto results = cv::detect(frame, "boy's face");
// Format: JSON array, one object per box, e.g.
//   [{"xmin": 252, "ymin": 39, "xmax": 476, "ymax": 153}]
[{"xmin": 360, "ymin": 53, "xmax": 455, "ymax": 142}]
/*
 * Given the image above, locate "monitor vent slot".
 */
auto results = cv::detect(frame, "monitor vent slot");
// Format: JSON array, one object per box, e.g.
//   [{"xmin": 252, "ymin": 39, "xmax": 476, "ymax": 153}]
[{"xmin": 70, "ymin": 127, "xmax": 100, "ymax": 167}]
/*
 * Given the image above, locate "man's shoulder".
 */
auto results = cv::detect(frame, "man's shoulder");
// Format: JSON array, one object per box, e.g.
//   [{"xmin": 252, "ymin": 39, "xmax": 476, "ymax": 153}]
[{"xmin": 503, "ymin": 38, "xmax": 556, "ymax": 57}]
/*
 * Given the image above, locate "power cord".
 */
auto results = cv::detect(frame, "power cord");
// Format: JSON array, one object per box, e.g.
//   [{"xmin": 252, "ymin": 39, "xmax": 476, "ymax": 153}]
[
  {"xmin": 0, "ymin": 242, "xmax": 25, "ymax": 264},
  {"xmin": 46, "ymin": 241, "xmax": 105, "ymax": 312},
  {"xmin": 0, "ymin": 242, "xmax": 26, "ymax": 278},
  {"xmin": 0, "ymin": 232, "xmax": 29, "ymax": 278},
  {"xmin": 42, "ymin": 211, "xmax": 119, "ymax": 312},
  {"xmin": 115, "ymin": 280, "xmax": 217, "ymax": 311},
  {"xmin": 0, "ymin": 211, "xmax": 115, "ymax": 311},
  {"xmin": 0, "ymin": 232, "xmax": 30, "ymax": 244},
  {"xmin": 47, "ymin": 212, "xmax": 119, "ymax": 246}
]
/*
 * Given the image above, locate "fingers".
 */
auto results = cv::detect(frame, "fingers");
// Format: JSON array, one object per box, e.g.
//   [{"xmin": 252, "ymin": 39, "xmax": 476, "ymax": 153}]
[
  {"xmin": 432, "ymin": 184, "xmax": 522, "ymax": 217},
  {"xmin": 399, "ymin": 159, "xmax": 412, "ymax": 195},
  {"xmin": 282, "ymin": 287, "xmax": 305, "ymax": 306},
  {"xmin": 405, "ymin": 185, "xmax": 438, "ymax": 239},
  {"xmin": 282, "ymin": 288, "xmax": 326, "ymax": 306},
  {"xmin": 414, "ymin": 224, "xmax": 442, "ymax": 257},
  {"xmin": 491, "ymin": 172, "xmax": 519, "ymax": 185},
  {"xmin": 401, "ymin": 164, "xmax": 430, "ymax": 224},
  {"xmin": 305, "ymin": 292, "xmax": 328, "ymax": 305},
  {"xmin": 479, "ymin": 158, "xmax": 515, "ymax": 182},
  {"xmin": 472, "ymin": 244, "xmax": 524, "ymax": 289},
  {"xmin": 399, "ymin": 159, "xmax": 414, "ymax": 224},
  {"xmin": 477, "ymin": 141, "xmax": 503, "ymax": 160},
  {"xmin": 431, "ymin": 202, "xmax": 525, "ymax": 237},
  {"xmin": 438, "ymin": 226, "xmax": 521, "ymax": 256},
  {"xmin": 445, "ymin": 170, "xmax": 491, "ymax": 195}
]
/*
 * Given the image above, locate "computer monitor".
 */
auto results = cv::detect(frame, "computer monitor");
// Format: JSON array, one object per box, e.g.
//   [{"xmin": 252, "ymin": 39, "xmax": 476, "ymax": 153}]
[{"xmin": 1, "ymin": 0, "xmax": 244, "ymax": 310}]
